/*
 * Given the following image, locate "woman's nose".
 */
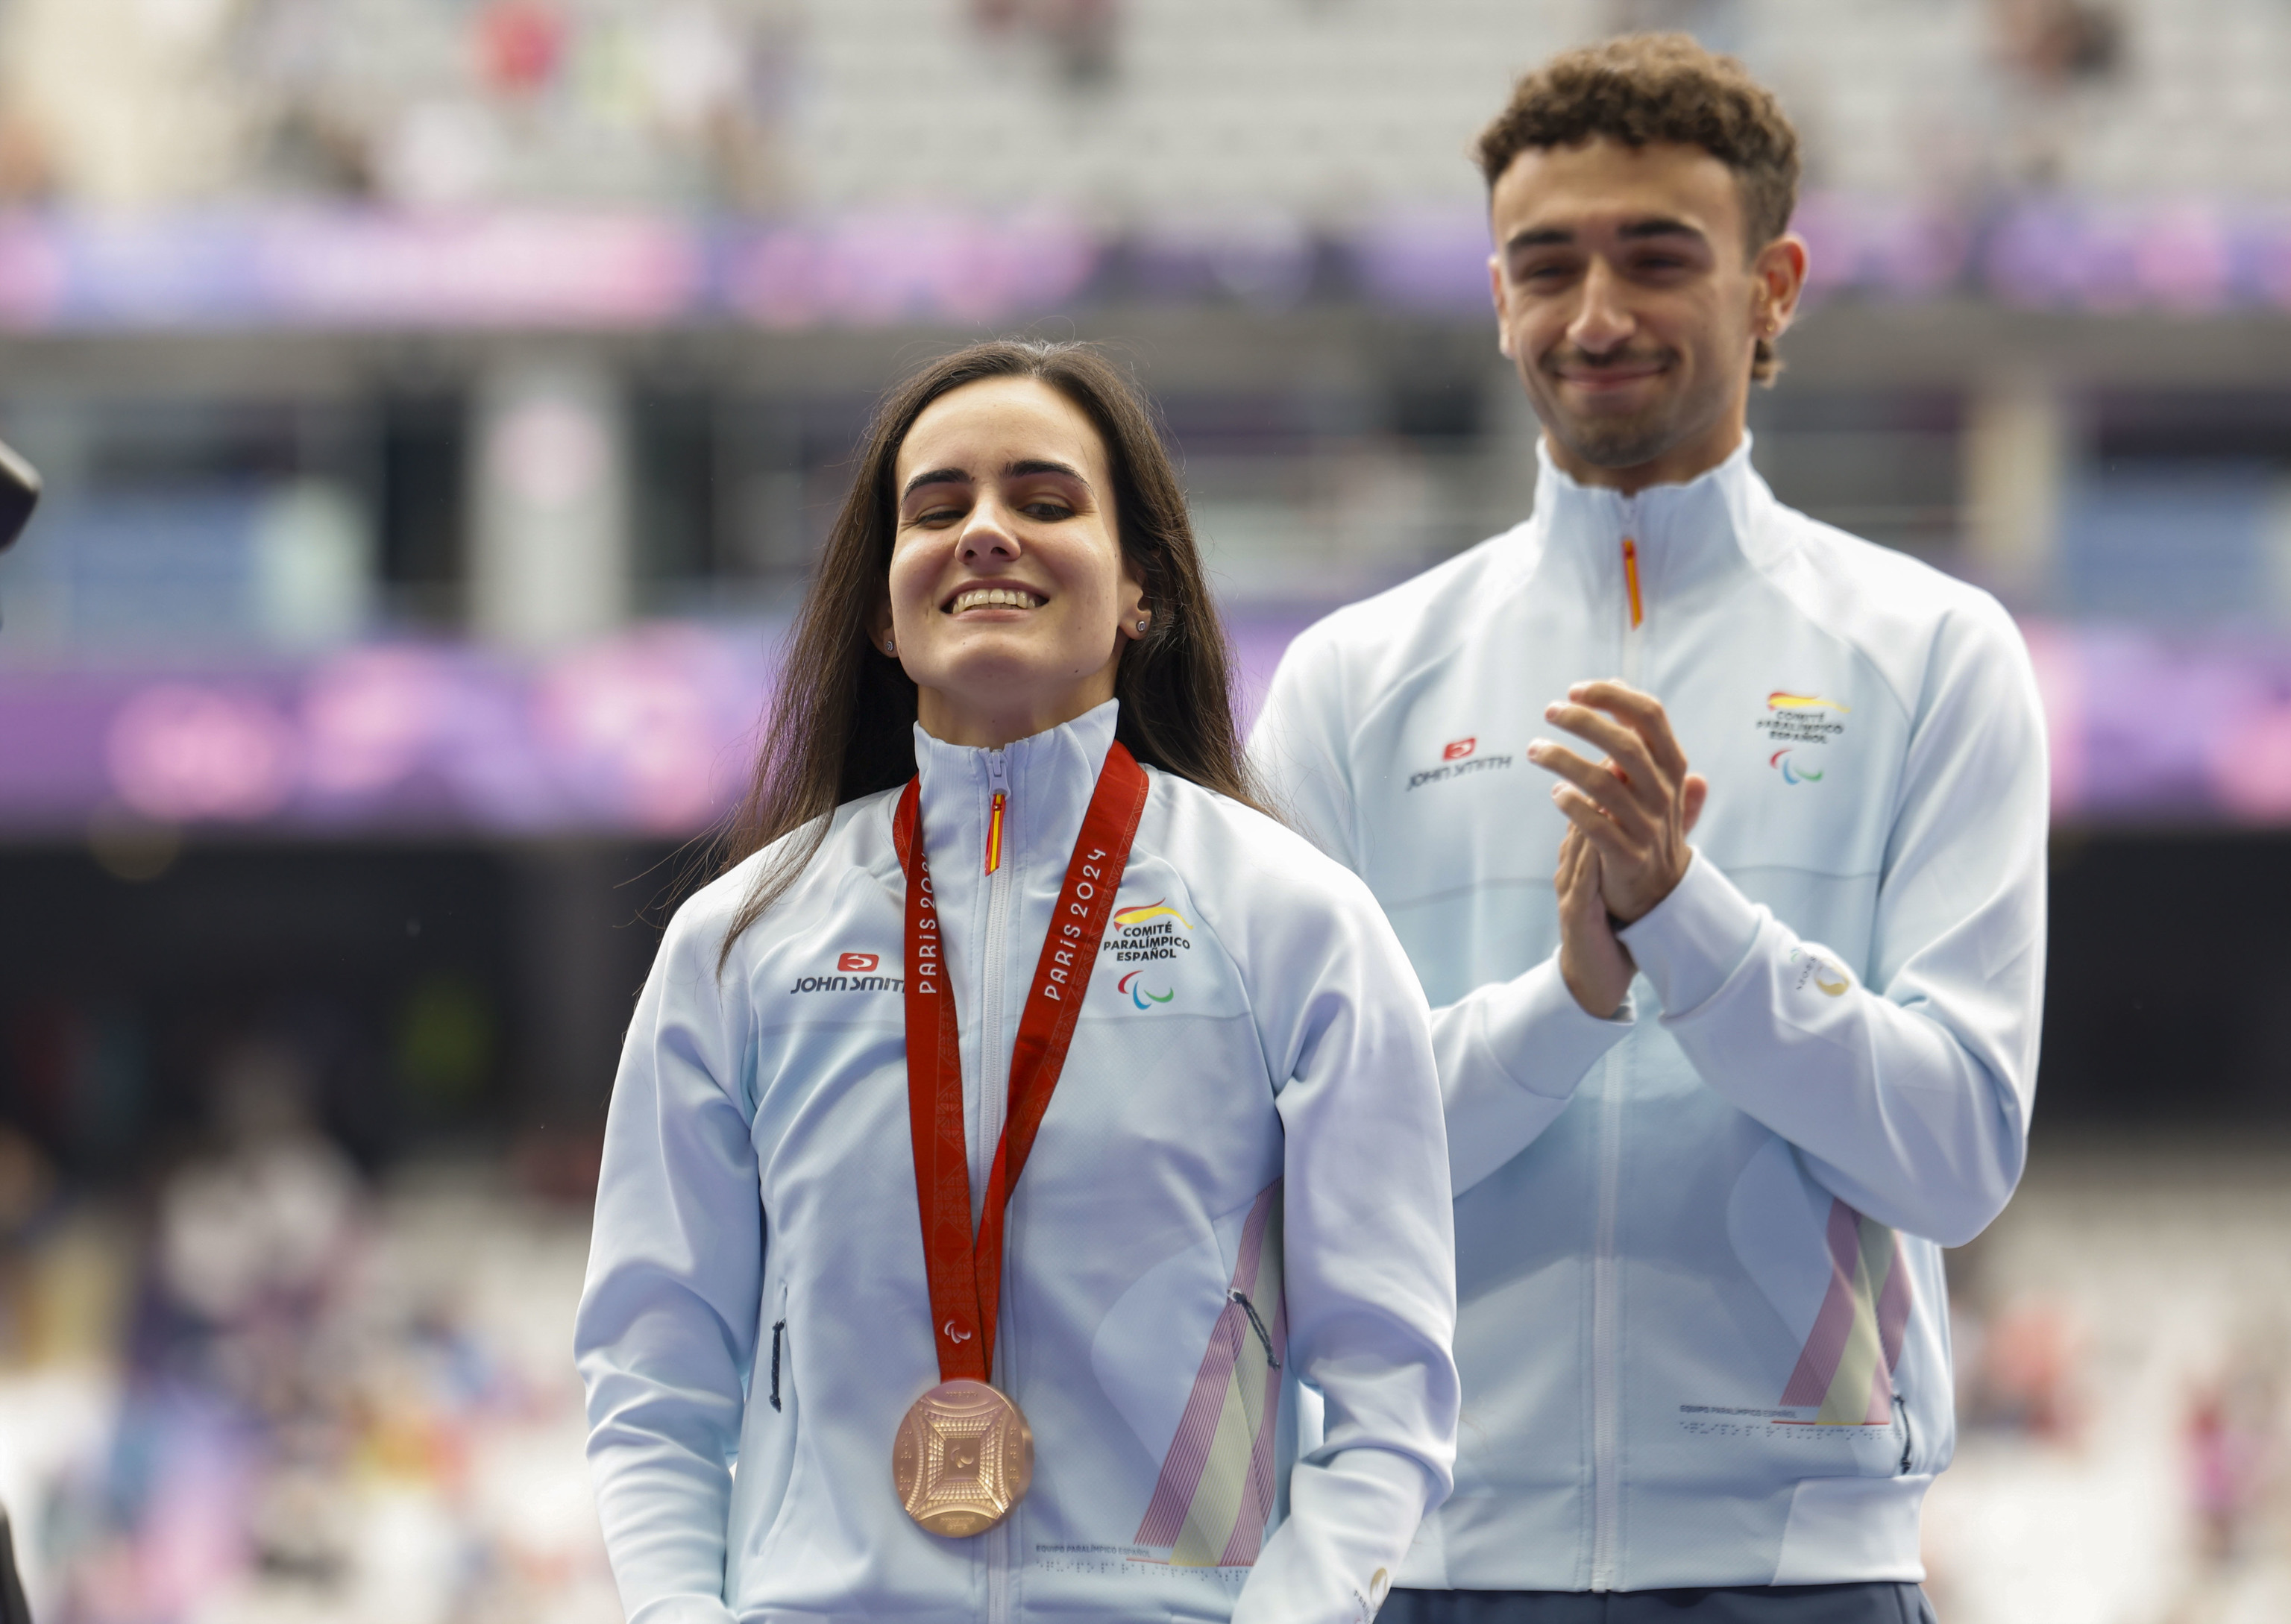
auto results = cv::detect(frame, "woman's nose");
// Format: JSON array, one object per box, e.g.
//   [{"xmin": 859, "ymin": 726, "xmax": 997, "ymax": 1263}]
[{"xmin": 958, "ymin": 503, "xmax": 1022, "ymax": 561}]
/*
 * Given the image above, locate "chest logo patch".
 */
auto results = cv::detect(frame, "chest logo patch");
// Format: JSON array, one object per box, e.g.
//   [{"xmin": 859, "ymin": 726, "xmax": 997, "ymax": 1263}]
[
  {"xmin": 1408, "ymin": 734, "xmax": 1513, "ymax": 790},
  {"xmin": 1103, "ymin": 898, "xmax": 1193, "ymax": 963},
  {"xmin": 1758, "ymin": 693, "xmax": 1848, "ymax": 784}
]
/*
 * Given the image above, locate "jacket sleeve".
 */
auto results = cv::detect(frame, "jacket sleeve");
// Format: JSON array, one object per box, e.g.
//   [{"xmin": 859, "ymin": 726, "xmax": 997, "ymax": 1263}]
[
  {"xmin": 1430, "ymin": 960, "xmax": 1634, "ymax": 1194},
  {"xmin": 1214, "ymin": 844, "xmax": 1460, "ymax": 1624},
  {"xmin": 1616, "ymin": 596, "xmax": 2046, "ymax": 1247},
  {"xmin": 1246, "ymin": 623, "xmax": 1364, "ymax": 872},
  {"xmin": 574, "ymin": 897, "xmax": 762, "ymax": 1624},
  {"xmin": 1248, "ymin": 624, "xmax": 1632, "ymax": 1196}
]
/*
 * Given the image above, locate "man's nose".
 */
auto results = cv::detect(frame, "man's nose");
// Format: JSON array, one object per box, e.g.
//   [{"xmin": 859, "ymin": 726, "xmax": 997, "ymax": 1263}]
[{"xmin": 1567, "ymin": 257, "xmax": 1635, "ymax": 355}]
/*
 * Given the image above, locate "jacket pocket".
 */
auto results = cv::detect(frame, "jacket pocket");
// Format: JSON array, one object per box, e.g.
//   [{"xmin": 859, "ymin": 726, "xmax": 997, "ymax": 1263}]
[{"xmin": 744, "ymin": 1282, "xmax": 805, "ymax": 1573}]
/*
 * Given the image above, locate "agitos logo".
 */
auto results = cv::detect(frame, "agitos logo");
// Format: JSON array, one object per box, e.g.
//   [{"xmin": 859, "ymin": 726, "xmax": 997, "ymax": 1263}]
[
  {"xmin": 1770, "ymin": 749, "xmax": 1823, "ymax": 785},
  {"xmin": 1117, "ymin": 970, "xmax": 1174, "ymax": 1010}
]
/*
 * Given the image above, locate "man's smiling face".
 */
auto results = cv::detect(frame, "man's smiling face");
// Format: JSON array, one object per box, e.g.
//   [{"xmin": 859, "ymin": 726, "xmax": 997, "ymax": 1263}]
[{"xmin": 1488, "ymin": 136, "xmax": 1797, "ymax": 488}]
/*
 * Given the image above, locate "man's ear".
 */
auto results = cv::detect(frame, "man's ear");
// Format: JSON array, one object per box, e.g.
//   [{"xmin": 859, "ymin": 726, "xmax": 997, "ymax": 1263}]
[
  {"xmin": 1489, "ymin": 256, "xmax": 1515, "ymax": 359},
  {"xmin": 1753, "ymin": 233, "xmax": 1810, "ymax": 338}
]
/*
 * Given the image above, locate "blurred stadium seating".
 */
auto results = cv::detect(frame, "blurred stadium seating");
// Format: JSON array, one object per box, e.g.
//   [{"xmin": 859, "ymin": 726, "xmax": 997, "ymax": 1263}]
[{"xmin": 0, "ymin": 2, "xmax": 2289, "ymax": 1620}]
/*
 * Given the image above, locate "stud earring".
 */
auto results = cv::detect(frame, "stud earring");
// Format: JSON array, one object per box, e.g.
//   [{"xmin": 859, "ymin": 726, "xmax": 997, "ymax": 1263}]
[
  {"xmin": 1135, "ymin": 618, "xmax": 1148, "ymax": 633},
  {"xmin": 884, "ymin": 637, "xmax": 896, "ymax": 654}
]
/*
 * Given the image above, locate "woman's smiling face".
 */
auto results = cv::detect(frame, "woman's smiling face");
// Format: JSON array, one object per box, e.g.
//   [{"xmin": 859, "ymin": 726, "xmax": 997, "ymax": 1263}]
[{"xmin": 881, "ymin": 376, "xmax": 1147, "ymax": 748}]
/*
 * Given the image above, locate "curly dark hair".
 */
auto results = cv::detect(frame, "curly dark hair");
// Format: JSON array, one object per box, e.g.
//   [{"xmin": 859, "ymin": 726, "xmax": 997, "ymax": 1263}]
[{"xmin": 1477, "ymin": 33, "xmax": 1802, "ymax": 383}]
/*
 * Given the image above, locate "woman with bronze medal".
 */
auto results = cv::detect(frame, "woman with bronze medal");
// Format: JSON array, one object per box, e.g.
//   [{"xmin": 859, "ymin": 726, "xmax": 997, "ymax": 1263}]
[{"xmin": 577, "ymin": 342, "xmax": 1459, "ymax": 1624}]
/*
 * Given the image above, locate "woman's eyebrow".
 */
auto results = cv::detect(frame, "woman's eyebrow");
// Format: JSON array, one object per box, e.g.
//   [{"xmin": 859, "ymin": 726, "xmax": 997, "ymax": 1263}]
[
  {"xmin": 900, "ymin": 466, "xmax": 969, "ymax": 500},
  {"xmin": 1006, "ymin": 459, "xmax": 1084, "ymax": 482}
]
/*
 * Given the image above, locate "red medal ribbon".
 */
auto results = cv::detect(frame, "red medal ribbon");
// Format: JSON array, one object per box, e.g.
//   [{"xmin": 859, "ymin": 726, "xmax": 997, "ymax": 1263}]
[{"xmin": 892, "ymin": 741, "xmax": 1150, "ymax": 1383}]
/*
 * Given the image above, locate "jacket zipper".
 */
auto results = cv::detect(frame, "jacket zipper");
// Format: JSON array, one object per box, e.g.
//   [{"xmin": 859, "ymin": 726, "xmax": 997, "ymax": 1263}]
[
  {"xmin": 979, "ymin": 746, "xmax": 1014, "ymax": 1624},
  {"xmin": 978, "ymin": 746, "xmax": 1013, "ymax": 1219},
  {"xmin": 1590, "ymin": 500, "xmax": 1641, "ymax": 1590},
  {"xmin": 1588, "ymin": 1049, "xmax": 1624, "ymax": 1589},
  {"xmin": 1619, "ymin": 498, "xmax": 1644, "ymax": 684}
]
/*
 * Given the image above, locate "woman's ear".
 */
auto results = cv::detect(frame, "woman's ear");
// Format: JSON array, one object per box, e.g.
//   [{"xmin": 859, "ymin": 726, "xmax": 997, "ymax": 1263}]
[
  {"xmin": 868, "ymin": 597, "xmax": 898, "ymax": 657},
  {"xmin": 1119, "ymin": 560, "xmax": 1151, "ymax": 641}
]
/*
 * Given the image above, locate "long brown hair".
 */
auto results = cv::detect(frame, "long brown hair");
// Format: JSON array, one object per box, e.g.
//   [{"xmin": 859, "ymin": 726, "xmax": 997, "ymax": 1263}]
[{"xmin": 718, "ymin": 339, "xmax": 1258, "ymax": 957}]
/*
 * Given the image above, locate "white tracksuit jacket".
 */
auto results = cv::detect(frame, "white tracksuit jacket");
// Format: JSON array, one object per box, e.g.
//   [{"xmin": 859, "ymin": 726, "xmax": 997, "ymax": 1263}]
[
  {"xmin": 576, "ymin": 702, "xmax": 1460, "ymax": 1624},
  {"xmin": 1249, "ymin": 439, "xmax": 2046, "ymax": 1593}
]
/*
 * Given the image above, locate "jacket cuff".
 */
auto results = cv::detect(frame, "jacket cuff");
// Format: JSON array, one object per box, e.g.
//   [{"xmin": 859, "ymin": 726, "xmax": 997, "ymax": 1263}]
[
  {"xmin": 1480, "ymin": 954, "xmax": 1635, "ymax": 1101},
  {"xmin": 1615, "ymin": 851, "xmax": 1761, "ymax": 1019}
]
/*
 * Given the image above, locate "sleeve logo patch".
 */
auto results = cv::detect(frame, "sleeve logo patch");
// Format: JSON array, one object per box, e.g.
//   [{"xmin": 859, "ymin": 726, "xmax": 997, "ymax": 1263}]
[{"xmin": 1788, "ymin": 947, "xmax": 1851, "ymax": 996}]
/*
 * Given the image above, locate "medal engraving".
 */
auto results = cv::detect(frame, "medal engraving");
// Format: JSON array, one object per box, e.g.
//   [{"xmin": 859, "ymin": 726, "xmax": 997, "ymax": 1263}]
[{"xmin": 892, "ymin": 1379, "xmax": 1034, "ymax": 1538}]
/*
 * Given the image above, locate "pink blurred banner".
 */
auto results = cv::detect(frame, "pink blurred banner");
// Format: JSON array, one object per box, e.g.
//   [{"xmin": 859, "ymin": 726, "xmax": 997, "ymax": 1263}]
[
  {"xmin": 3, "ymin": 616, "xmax": 2291, "ymax": 836},
  {"xmin": 0, "ymin": 197, "xmax": 2284, "ymax": 330}
]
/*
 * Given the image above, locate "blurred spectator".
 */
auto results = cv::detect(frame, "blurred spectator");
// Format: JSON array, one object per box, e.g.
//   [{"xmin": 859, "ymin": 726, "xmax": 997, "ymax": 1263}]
[
  {"xmin": 972, "ymin": 0, "xmax": 1120, "ymax": 86},
  {"xmin": 1996, "ymin": 0, "xmax": 2124, "ymax": 86},
  {"xmin": 13, "ymin": 1030, "xmax": 616, "ymax": 1623},
  {"xmin": 1987, "ymin": 0, "xmax": 2125, "ymax": 188},
  {"xmin": 0, "ymin": 0, "xmax": 802, "ymax": 213},
  {"xmin": 2185, "ymin": 1339, "xmax": 2284, "ymax": 1564},
  {"xmin": 0, "ymin": 0, "xmax": 252, "ymax": 211},
  {"xmin": 1955, "ymin": 1291, "xmax": 2088, "ymax": 1444}
]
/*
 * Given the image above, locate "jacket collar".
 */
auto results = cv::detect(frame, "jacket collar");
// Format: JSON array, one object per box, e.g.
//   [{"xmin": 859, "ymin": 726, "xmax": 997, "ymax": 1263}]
[
  {"xmin": 1521, "ymin": 432, "xmax": 1778, "ymax": 602},
  {"xmin": 910, "ymin": 699, "xmax": 1121, "ymax": 884}
]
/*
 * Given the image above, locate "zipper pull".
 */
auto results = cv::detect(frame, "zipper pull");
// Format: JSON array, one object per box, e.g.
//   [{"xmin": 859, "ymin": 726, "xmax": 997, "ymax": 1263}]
[
  {"xmin": 984, "ymin": 749, "xmax": 1008, "ymax": 876},
  {"xmin": 1621, "ymin": 536, "xmax": 1644, "ymax": 631}
]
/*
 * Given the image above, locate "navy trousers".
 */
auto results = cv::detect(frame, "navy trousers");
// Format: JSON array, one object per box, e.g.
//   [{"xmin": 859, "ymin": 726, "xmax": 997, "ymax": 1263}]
[{"xmin": 1383, "ymin": 1584, "xmax": 1937, "ymax": 1624}]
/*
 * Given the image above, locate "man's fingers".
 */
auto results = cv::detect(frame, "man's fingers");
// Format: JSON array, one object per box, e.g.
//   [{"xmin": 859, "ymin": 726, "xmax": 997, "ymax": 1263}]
[
  {"xmin": 1531, "ymin": 740, "xmax": 1657, "ymax": 837},
  {"xmin": 1568, "ymin": 680, "xmax": 1691, "ymax": 781},
  {"xmin": 1542, "ymin": 703, "xmax": 1664, "ymax": 799},
  {"xmin": 1551, "ymin": 782, "xmax": 1634, "ymax": 858},
  {"xmin": 1530, "ymin": 737, "xmax": 1659, "ymax": 838},
  {"xmin": 1682, "ymin": 772, "xmax": 1709, "ymax": 835}
]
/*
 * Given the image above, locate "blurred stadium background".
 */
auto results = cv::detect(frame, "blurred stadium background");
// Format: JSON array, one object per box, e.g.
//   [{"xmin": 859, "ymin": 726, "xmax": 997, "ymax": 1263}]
[{"xmin": 0, "ymin": 0, "xmax": 2288, "ymax": 1620}]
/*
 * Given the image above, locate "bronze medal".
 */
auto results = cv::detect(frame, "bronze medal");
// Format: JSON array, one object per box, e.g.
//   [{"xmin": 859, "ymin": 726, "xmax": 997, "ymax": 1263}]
[{"xmin": 890, "ymin": 1378, "xmax": 1036, "ymax": 1538}]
